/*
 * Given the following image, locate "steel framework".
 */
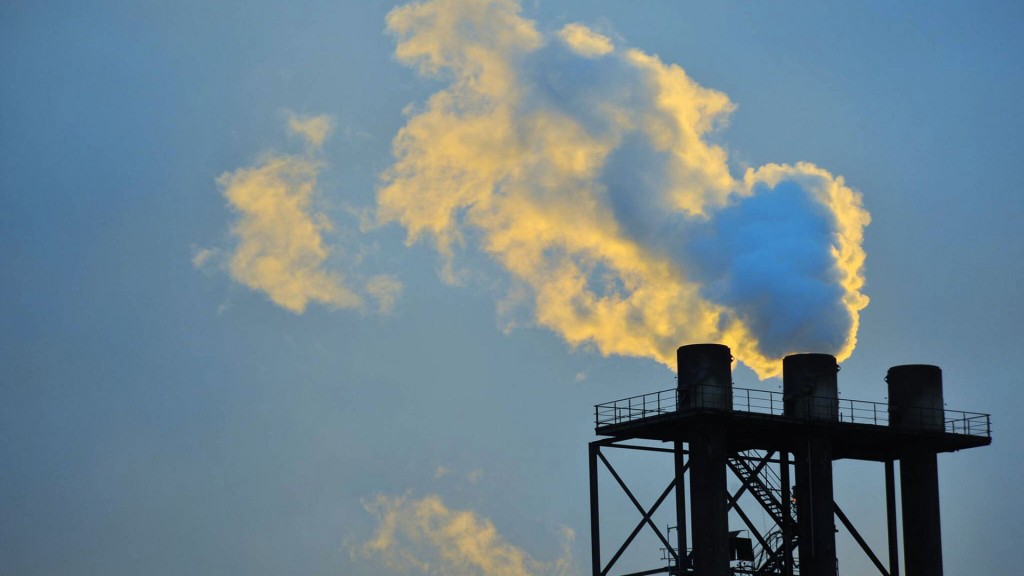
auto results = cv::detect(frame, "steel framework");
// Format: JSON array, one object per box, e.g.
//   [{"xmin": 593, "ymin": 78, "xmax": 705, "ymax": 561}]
[{"xmin": 588, "ymin": 345, "xmax": 991, "ymax": 576}]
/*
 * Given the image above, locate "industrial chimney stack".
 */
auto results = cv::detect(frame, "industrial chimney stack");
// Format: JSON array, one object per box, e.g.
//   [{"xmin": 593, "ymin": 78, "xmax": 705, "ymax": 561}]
[{"xmin": 588, "ymin": 343, "xmax": 991, "ymax": 576}]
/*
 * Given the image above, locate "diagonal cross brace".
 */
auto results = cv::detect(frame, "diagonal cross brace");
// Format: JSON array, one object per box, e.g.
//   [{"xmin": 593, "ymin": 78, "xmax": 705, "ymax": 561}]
[
  {"xmin": 596, "ymin": 450, "xmax": 687, "ymax": 575},
  {"xmin": 835, "ymin": 502, "xmax": 891, "ymax": 576},
  {"xmin": 726, "ymin": 492, "xmax": 770, "ymax": 553}
]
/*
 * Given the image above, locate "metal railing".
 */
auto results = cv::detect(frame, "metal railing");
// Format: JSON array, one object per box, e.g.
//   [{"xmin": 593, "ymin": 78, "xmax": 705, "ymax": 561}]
[
  {"xmin": 594, "ymin": 385, "xmax": 991, "ymax": 438},
  {"xmin": 945, "ymin": 411, "xmax": 991, "ymax": 436},
  {"xmin": 593, "ymin": 387, "xmax": 678, "ymax": 427}
]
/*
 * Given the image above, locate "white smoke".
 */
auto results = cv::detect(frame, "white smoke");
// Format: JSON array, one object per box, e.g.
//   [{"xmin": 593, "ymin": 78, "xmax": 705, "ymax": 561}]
[{"xmin": 377, "ymin": 0, "xmax": 869, "ymax": 378}]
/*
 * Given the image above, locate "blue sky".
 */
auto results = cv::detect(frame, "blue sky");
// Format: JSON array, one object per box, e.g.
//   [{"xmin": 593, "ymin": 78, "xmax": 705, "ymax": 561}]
[{"xmin": 2, "ymin": 1, "xmax": 1023, "ymax": 574}]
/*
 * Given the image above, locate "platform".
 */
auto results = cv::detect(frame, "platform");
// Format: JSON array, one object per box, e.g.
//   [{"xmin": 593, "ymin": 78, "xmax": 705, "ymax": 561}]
[{"xmin": 594, "ymin": 386, "xmax": 991, "ymax": 461}]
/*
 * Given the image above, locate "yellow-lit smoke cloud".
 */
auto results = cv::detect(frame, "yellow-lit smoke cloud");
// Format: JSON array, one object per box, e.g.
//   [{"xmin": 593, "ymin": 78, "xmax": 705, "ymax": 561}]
[
  {"xmin": 217, "ymin": 114, "xmax": 400, "ymax": 314},
  {"xmin": 286, "ymin": 113, "xmax": 333, "ymax": 149},
  {"xmin": 360, "ymin": 493, "xmax": 575, "ymax": 576},
  {"xmin": 378, "ymin": 0, "xmax": 869, "ymax": 378}
]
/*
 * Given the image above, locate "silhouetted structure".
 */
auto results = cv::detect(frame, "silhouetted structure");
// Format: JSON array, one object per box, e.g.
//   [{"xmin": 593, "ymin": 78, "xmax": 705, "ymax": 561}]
[{"xmin": 589, "ymin": 343, "xmax": 991, "ymax": 576}]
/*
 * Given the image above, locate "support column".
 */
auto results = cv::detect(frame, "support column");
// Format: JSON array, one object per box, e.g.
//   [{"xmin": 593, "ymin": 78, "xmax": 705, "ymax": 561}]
[
  {"xmin": 794, "ymin": 436, "xmax": 837, "ymax": 576},
  {"xmin": 689, "ymin": 422, "xmax": 730, "ymax": 576},
  {"xmin": 589, "ymin": 443, "xmax": 601, "ymax": 576},
  {"xmin": 674, "ymin": 440, "xmax": 688, "ymax": 572},
  {"xmin": 886, "ymin": 460, "xmax": 900, "ymax": 576},
  {"xmin": 780, "ymin": 451, "xmax": 794, "ymax": 576},
  {"xmin": 900, "ymin": 451, "xmax": 942, "ymax": 576}
]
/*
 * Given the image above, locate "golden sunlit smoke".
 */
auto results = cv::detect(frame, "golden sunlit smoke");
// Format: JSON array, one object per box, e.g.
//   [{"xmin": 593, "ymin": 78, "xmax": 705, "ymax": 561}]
[
  {"xmin": 217, "ymin": 116, "xmax": 401, "ymax": 314},
  {"xmin": 378, "ymin": 0, "xmax": 869, "ymax": 378},
  {"xmin": 286, "ymin": 112, "xmax": 333, "ymax": 149},
  {"xmin": 558, "ymin": 24, "xmax": 614, "ymax": 58},
  {"xmin": 365, "ymin": 274, "xmax": 404, "ymax": 315},
  {"xmin": 360, "ymin": 493, "xmax": 575, "ymax": 576}
]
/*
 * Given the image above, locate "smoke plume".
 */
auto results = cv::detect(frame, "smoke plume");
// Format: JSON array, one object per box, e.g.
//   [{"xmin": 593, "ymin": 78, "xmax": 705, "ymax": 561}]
[
  {"xmin": 360, "ymin": 493, "xmax": 576, "ymax": 576},
  {"xmin": 213, "ymin": 113, "xmax": 401, "ymax": 314},
  {"xmin": 377, "ymin": 0, "xmax": 869, "ymax": 378}
]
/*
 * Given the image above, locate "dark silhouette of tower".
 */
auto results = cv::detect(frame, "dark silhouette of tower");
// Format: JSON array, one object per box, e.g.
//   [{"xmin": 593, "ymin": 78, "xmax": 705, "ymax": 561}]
[{"xmin": 589, "ymin": 343, "xmax": 991, "ymax": 576}]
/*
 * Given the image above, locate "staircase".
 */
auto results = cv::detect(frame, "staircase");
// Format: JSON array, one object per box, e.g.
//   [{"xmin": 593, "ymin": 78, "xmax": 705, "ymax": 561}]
[{"xmin": 727, "ymin": 452, "xmax": 799, "ymax": 575}]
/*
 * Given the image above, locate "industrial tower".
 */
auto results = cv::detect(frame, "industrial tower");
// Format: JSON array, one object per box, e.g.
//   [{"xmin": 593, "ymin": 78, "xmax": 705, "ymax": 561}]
[{"xmin": 589, "ymin": 343, "xmax": 991, "ymax": 576}]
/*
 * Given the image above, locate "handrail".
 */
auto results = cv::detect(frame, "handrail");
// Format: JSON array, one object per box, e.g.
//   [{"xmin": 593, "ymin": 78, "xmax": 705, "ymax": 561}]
[{"xmin": 594, "ymin": 385, "xmax": 991, "ymax": 439}]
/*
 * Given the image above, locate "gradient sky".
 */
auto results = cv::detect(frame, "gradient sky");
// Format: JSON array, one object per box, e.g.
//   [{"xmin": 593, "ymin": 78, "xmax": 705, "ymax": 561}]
[{"xmin": 2, "ymin": 1, "xmax": 1023, "ymax": 575}]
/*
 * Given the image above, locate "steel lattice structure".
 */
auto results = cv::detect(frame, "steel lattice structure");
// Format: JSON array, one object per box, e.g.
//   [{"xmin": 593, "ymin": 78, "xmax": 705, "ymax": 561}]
[{"xmin": 589, "ymin": 344, "xmax": 991, "ymax": 576}]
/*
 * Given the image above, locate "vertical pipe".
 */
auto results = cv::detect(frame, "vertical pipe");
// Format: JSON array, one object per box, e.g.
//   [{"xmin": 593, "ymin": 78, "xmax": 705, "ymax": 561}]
[
  {"xmin": 674, "ymin": 440, "xmax": 688, "ymax": 572},
  {"xmin": 885, "ymin": 460, "xmax": 900, "ymax": 576},
  {"xmin": 689, "ymin": 422, "xmax": 730, "ymax": 576},
  {"xmin": 888, "ymin": 365, "xmax": 944, "ymax": 576},
  {"xmin": 589, "ymin": 443, "xmax": 601, "ymax": 576},
  {"xmin": 780, "ymin": 451, "xmax": 793, "ymax": 576},
  {"xmin": 678, "ymin": 344, "xmax": 732, "ymax": 576},
  {"xmin": 794, "ymin": 436, "xmax": 837, "ymax": 576},
  {"xmin": 784, "ymin": 354, "xmax": 838, "ymax": 576},
  {"xmin": 900, "ymin": 452, "xmax": 942, "ymax": 576}
]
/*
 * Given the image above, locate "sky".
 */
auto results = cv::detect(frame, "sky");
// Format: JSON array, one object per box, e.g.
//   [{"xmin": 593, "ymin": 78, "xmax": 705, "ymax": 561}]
[{"xmin": 2, "ymin": 1, "xmax": 1023, "ymax": 574}]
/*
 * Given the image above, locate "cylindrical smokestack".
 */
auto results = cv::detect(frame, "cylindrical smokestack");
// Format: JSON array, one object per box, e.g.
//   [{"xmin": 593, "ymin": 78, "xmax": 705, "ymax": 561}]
[
  {"xmin": 887, "ymin": 364, "xmax": 944, "ymax": 432},
  {"xmin": 678, "ymin": 344, "xmax": 731, "ymax": 576},
  {"xmin": 783, "ymin": 353, "xmax": 839, "ymax": 421},
  {"xmin": 784, "ymin": 354, "xmax": 838, "ymax": 576},
  {"xmin": 888, "ymin": 364, "xmax": 945, "ymax": 576},
  {"xmin": 677, "ymin": 343, "xmax": 732, "ymax": 411}
]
